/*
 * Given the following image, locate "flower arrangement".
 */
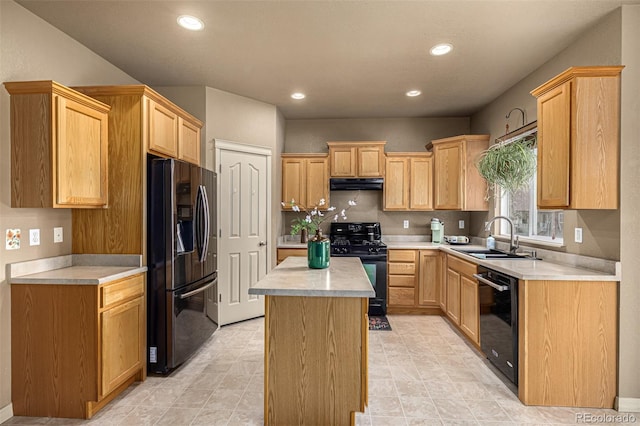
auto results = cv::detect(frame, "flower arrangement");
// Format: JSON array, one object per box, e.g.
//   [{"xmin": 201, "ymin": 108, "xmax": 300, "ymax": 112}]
[{"xmin": 282, "ymin": 196, "xmax": 358, "ymax": 237}]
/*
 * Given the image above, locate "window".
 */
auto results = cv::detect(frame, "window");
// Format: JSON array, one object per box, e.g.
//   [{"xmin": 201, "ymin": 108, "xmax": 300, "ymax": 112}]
[{"xmin": 494, "ymin": 125, "xmax": 564, "ymax": 245}]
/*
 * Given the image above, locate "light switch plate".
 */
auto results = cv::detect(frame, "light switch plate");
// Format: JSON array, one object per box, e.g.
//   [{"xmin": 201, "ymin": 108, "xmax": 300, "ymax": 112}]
[
  {"xmin": 574, "ymin": 227, "xmax": 583, "ymax": 243},
  {"xmin": 403, "ymin": 220, "xmax": 409, "ymax": 229},
  {"xmin": 458, "ymin": 220, "xmax": 465, "ymax": 229},
  {"xmin": 54, "ymin": 227, "xmax": 63, "ymax": 243},
  {"xmin": 29, "ymin": 229, "xmax": 40, "ymax": 246}
]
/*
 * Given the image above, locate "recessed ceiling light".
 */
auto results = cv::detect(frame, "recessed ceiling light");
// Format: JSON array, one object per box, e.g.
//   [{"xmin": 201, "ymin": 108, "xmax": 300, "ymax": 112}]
[
  {"xmin": 177, "ymin": 15, "xmax": 204, "ymax": 31},
  {"xmin": 406, "ymin": 90, "xmax": 422, "ymax": 97},
  {"xmin": 430, "ymin": 43, "xmax": 453, "ymax": 56},
  {"xmin": 291, "ymin": 92, "xmax": 306, "ymax": 100}
]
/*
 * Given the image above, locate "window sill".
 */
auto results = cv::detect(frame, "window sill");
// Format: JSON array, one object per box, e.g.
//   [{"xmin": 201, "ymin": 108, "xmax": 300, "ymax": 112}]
[{"xmin": 495, "ymin": 234, "xmax": 565, "ymax": 249}]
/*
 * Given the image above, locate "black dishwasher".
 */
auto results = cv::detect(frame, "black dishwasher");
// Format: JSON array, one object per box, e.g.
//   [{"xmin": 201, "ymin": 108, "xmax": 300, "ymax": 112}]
[{"xmin": 474, "ymin": 267, "xmax": 519, "ymax": 386}]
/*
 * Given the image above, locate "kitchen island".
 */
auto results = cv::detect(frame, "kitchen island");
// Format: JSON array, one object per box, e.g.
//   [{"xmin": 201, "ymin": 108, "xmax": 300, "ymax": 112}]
[{"xmin": 249, "ymin": 256, "xmax": 374, "ymax": 426}]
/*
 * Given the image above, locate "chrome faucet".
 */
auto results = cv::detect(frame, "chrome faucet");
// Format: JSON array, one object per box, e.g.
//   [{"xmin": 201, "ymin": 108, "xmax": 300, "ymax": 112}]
[{"xmin": 485, "ymin": 216, "xmax": 519, "ymax": 253}]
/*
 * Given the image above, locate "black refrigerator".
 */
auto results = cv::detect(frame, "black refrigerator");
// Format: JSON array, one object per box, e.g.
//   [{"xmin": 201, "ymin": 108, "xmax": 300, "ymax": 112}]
[{"xmin": 147, "ymin": 156, "xmax": 218, "ymax": 374}]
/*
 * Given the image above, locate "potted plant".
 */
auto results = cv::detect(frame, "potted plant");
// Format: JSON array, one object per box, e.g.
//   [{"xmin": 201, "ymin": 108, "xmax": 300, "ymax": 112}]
[{"xmin": 476, "ymin": 135, "xmax": 537, "ymax": 199}]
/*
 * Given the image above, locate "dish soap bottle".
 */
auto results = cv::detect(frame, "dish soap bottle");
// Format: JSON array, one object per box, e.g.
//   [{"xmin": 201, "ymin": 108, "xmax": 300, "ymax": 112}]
[{"xmin": 486, "ymin": 235, "xmax": 495, "ymax": 249}]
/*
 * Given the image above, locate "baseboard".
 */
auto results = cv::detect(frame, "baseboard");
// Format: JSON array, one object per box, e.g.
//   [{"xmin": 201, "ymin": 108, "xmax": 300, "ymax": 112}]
[
  {"xmin": 0, "ymin": 403, "xmax": 13, "ymax": 424},
  {"xmin": 615, "ymin": 396, "xmax": 640, "ymax": 412}
]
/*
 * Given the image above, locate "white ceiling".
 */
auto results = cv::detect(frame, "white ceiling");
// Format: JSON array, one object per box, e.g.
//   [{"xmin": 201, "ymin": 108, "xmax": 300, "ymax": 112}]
[{"xmin": 16, "ymin": 0, "xmax": 639, "ymax": 119}]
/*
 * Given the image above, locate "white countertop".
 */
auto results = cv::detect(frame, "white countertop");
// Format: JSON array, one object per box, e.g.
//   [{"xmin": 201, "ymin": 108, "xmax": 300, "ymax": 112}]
[
  {"xmin": 248, "ymin": 256, "xmax": 375, "ymax": 297},
  {"xmin": 8, "ymin": 254, "xmax": 147, "ymax": 285}
]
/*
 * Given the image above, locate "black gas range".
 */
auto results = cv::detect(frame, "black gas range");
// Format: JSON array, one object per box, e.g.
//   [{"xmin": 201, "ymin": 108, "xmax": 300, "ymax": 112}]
[{"xmin": 330, "ymin": 222, "xmax": 387, "ymax": 316}]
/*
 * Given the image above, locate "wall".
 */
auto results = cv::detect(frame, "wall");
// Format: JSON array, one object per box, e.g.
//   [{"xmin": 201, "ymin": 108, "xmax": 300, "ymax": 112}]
[
  {"xmin": 283, "ymin": 117, "xmax": 471, "ymax": 237},
  {"xmin": 470, "ymin": 6, "xmax": 640, "ymax": 407},
  {"xmin": 0, "ymin": 1, "xmax": 139, "ymax": 417},
  {"xmin": 618, "ymin": 4, "xmax": 640, "ymax": 410},
  {"xmin": 204, "ymin": 86, "xmax": 285, "ymax": 267},
  {"xmin": 469, "ymin": 9, "xmax": 623, "ymax": 260}
]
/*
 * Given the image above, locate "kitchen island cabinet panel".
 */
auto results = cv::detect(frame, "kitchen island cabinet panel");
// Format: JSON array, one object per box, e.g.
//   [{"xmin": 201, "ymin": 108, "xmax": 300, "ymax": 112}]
[{"xmin": 519, "ymin": 279, "xmax": 617, "ymax": 408}]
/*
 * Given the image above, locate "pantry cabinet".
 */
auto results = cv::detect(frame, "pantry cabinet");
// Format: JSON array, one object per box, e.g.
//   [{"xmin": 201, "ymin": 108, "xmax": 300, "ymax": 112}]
[
  {"xmin": 384, "ymin": 153, "xmax": 433, "ymax": 211},
  {"xmin": 71, "ymin": 85, "xmax": 203, "ymax": 254},
  {"xmin": 327, "ymin": 141, "xmax": 386, "ymax": 178},
  {"xmin": 281, "ymin": 154, "xmax": 329, "ymax": 210},
  {"xmin": 531, "ymin": 66, "xmax": 623, "ymax": 209},
  {"xmin": 446, "ymin": 254, "xmax": 479, "ymax": 345},
  {"xmin": 4, "ymin": 80, "xmax": 110, "ymax": 208},
  {"xmin": 11, "ymin": 273, "xmax": 146, "ymax": 419},
  {"xmin": 428, "ymin": 135, "xmax": 489, "ymax": 211}
]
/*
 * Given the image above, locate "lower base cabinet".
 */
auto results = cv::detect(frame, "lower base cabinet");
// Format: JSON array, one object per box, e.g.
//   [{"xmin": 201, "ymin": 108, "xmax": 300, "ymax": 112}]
[
  {"xmin": 388, "ymin": 249, "xmax": 442, "ymax": 314},
  {"xmin": 446, "ymin": 254, "xmax": 479, "ymax": 345},
  {"xmin": 276, "ymin": 247, "xmax": 308, "ymax": 264},
  {"xmin": 11, "ymin": 274, "xmax": 146, "ymax": 419}
]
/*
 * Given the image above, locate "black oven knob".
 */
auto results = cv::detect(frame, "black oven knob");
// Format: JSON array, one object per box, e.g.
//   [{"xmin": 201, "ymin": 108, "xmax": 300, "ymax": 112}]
[{"xmin": 368, "ymin": 247, "xmax": 379, "ymax": 254}]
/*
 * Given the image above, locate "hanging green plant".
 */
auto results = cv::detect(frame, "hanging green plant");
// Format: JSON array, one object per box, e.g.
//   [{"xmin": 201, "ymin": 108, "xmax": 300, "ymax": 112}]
[{"xmin": 476, "ymin": 136, "xmax": 537, "ymax": 198}]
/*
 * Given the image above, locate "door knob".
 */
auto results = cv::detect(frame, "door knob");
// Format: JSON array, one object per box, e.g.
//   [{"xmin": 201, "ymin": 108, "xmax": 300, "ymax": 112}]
[{"xmin": 259, "ymin": 241, "xmax": 267, "ymax": 246}]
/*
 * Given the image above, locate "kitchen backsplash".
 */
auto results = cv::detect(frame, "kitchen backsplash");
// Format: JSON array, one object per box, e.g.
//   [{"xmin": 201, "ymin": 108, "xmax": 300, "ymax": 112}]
[{"xmin": 282, "ymin": 191, "xmax": 470, "ymax": 237}]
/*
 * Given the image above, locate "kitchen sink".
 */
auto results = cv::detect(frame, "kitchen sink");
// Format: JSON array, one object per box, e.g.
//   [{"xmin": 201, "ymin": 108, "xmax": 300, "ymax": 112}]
[{"xmin": 451, "ymin": 248, "xmax": 532, "ymax": 260}]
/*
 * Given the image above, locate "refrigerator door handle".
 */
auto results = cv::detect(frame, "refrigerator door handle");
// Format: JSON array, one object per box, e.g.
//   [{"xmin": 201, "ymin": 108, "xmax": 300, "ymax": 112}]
[
  {"xmin": 179, "ymin": 278, "xmax": 217, "ymax": 299},
  {"xmin": 198, "ymin": 184, "xmax": 210, "ymax": 263}
]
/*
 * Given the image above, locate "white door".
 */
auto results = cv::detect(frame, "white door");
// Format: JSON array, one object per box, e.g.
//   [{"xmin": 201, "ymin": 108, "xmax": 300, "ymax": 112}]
[{"xmin": 216, "ymin": 140, "xmax": 271, "ymax": 325}]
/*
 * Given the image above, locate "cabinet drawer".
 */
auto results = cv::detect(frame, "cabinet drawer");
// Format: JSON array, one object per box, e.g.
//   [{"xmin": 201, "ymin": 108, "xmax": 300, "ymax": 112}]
[
  {"xmin": 389, "ymin": 287, "xmax": 415, "ymax": 306},
  {"xmin": 100, "ymin": 274, "xmax": 144, "ymax": 309},
  {"xmin": 447, "ymin": 255, "xmax": 477, "ymax": 277},
  {"xmin": 388, "ymin": 250, "xmax": 416, "ymax": 262},
  {"xmin": 388, "ymin": 275, "xmax": 415, "ymax": 288},
  {"xmin": 388, "ymin": 263, "xmax": 416, "ymax": 275}
]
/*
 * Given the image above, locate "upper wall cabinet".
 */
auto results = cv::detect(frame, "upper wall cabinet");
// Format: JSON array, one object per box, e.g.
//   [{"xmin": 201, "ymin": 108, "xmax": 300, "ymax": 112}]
[
  {"xmin": 4, "ymin": 81, "xmax": 110, "ymax": 208},
  {"xmin": 70, "ymin": 85, "xmax": 202, "ymax": 255},
  {"xmin": 327, "ymin": 141, "xmax": 386, "ymax": 178},
  {"xmin": 428, "ymin": 135, "xmax": 489, "ymax": 211},
  {"xmin": 384, "ymin": 153, "xmax": 433, "ymax": 211},
  {"xmin": 531, "ymin": 66, "xmax": 623, "ymax": 209},
  {"xmin": 281, "ymin": 154, "xmax": 329, "ymax": 210}
]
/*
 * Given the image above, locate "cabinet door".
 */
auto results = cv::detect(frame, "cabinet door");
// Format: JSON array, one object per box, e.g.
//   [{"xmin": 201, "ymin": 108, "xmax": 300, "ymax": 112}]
[
  {"xmin": 100, "ymin": 296, "xmax": 144, "ymax": 397},
  {"xmin": 384, "ymin": 157, "xmax": 409, "ymax": 210},
  {"xmin": 306, "ymin": 157, "xmax": 329, "ymax": 207},
  {"xmin": 410, "ymin": 156, "xmax": 433, "ymax": 210},
  {"xmin": 460, "ymin": 275, "xmax": 479, "ymax": 344},
  {"xmin": 148, "ymin": 99, "xmax": 178, "ymax": 157},
  {"xmin": 537, "ymin": 82, "xmax": 571, "ymax": 208},
  {"xmin": 56, "ymin": 94, "xmax": 108, "ymax": 207},
  {"xmin": 178, "ymin": 117, "xmax": 201, "ymax": 165},
  {"xmin": 434, "ymin": 142, "xmax": 463, "ymax": 210},
  {"xmin": 282, "ymin": 158, "xmax": 306, "ymax": 208},
  {"xmin": 330, "ymin": 146, "xmax": 357, "ymax": 177},
  {"xmin": 418, "ymin": 251, "xmax": 439, "ymax": 306},
  {"xmin": 357, "ymin": 146, "xmax": 384, "ymax": 177},
  {"xmin": 446, "ymin": 268, "xmax": 461, "ymax": 324},
  {"xmin": 438, "ymin": 253, "xmax": 447, "ymax": 310}
]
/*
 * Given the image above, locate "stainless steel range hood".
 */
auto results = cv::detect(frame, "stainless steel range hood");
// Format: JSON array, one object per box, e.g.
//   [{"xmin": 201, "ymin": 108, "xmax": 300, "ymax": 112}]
[{"xmin": 329, "ymin": 178, "xmax": 384, "ymax": 191}]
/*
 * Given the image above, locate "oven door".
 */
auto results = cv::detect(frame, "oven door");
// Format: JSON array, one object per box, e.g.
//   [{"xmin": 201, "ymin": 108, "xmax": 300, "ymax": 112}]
[{"xmin": 359, "ymin": 255, "xmax": 387, "ymax": 316}]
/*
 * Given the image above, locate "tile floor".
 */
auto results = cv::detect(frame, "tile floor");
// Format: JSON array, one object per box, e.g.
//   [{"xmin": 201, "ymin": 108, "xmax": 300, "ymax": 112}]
[{"xmin": 3, "ymin": 314, "xmax": 638, "ymax": 425}]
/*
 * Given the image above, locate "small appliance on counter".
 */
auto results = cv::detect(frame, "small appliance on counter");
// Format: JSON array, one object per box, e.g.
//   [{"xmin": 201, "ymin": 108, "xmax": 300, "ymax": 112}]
[
  {"xmin": 430, "ymin": 218, "xmax": 444, "ymax": 243},
  {"xmin": 445, "ymin": 235, "xmax": 470, "ymax": 245}
]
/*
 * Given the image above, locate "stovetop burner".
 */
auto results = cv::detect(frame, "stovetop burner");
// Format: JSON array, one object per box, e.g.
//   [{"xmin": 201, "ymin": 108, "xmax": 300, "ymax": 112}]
[{"xmin": 330, "ymin": 222, "xmax": 387, "ymax": 256}]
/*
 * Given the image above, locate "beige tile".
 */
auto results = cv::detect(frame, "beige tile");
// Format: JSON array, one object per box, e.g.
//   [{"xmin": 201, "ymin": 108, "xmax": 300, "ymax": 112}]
[
  {"xmin": 423, "ymin": 379, "xmax": 462, "ymax": 399},
  {"xmin": 465, "ymin": 399, "xmax": 512, "ymax": 422},
  {"xmin": 190, "ymin": 408, "xmax": 234, "ymax": 426},
  {"xmin": 119, "ymin": 405, "xmax": 168, "ymax": 425},
  {"xmin": 496, "ymin": 398, "xmax": 549, "ymax": 424},
  {"xmin": 227, "ymin": 409, "xmax": 263, "ymax": 426},
  {"xmin": 406, "ymin": 418, "xmax": 444, "ymax": 425},
  {"xmin": 399, "ymin": 396, "xmax": 440, "ymax": 419},
  {"xmin": 370, "ymin": 416, "xmax": 408, "ymax": 426},
  {"xmin": 188, "ymin": 372, "xmax": 224, "ymax": 391},
  {"xmin": 355, "ymin": 412, "xmax": 372, "ymax": 426},
  {"xmin": 368, "ymin": 396, "xmax": 404, "ymax": 417},
  {"xmin": 155, "ymin": 407, "xmax": 200, "ymax": 425},
  {"xmin": 171, "ymin": 387, "xmax": 214, "ymax": 408},
  {"xmin": 453, "ymin": 381, "xmax": 492, "ymax": 401},
  {"xmin": 141, "ymin": 386, "xmax": 184, "ymax": 406},
  {"xmin": 1, "ymin": 417, "xmax": 51, "ymax": 425},
  {"xmin": 394, "ymin": 380, "xmax": 429, "ymax": 398},
  {"xmin": 432, "ymin": 398, "xmax": 476, "ymax": 421},
  {"xmin": 204, "ymin": 387, "xmax": 245, "ymax": 411}
]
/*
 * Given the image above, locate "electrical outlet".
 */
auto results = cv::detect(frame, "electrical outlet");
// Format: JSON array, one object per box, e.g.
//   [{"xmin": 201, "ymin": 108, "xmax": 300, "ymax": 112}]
[
  {"xmin": 574, "ymin": 227, "xmax": 583, "ymax": 243},
  {"xmin": 54, "ymin": 227, "xmax": 63, "ymax": 243},
  {"xmin": 458, "ymin": 220, "xmax": 465, "ymax": 229},
  {"xmin": 403, "ymin": 220, "xmax": 409, "ymax": 229},
  {"xmin": 29, "ymin": 229, "xmax": 40, "ymax": 246}
]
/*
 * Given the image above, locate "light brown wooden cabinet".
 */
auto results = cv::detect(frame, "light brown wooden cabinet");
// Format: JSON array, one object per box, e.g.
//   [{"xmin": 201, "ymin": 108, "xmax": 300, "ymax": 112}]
[
  {"xmin": 178, "ymin": 117, "xmax": 201, "ymax": 165},
  {"xmin": 387, "ymin": 249, "xmax": 441, "ymax": 314},
  {"xmin": 4, "ymin": 80, "xmax": 110, "ymax": 208},
  {"xmin": 71, "ymin": 85, "xmax": 203, "ymax": 255},
  {"xmin": 531, "ymin": 66, "xmax": 623, "ymax": 209},
  {"xmin": 445, "ymin": 254, "xmax": 479, "ymax": 345},
  {"xmin": 281, "ymin": 154, "xmax": 329, "ymax": 210},
  {"xmin": 327, "ymin": 141, "xmax": 386, "ymax": 178},
  {"xmin": 519, "ymin": 279, "xmax": 617, "ymax": 408},
  {"xmin": 276, "ymin": 247, "xmax": 308, "ymax": 264},
  {"xmin": 428, "ymin": 135, "xmax": 489, "ymax": 211},
  {"xmin": 384, "ymin": 153, "xmax": 433, "ymax": 211},
  {"xmin": 11, "ymin": 273, "xmax": 146, "ymax": 419}
]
